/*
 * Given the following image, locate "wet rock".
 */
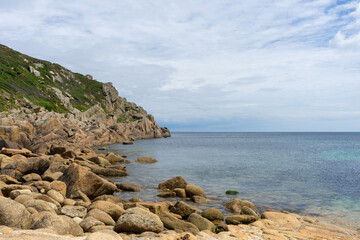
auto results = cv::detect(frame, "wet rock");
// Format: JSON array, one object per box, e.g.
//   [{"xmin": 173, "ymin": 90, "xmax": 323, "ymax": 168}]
[
  {"xmin": 60, "ymin": 164, "xmax": 117, "ymax": 199},
  {"xmin": 32, "ymin": 212, "xmax": 84, "ymax": 236},
  {"xmin": 174, "ymin": 188, "xmax": 186, "ymax": 198},
  {"xmin": 185, "ymin": 184, "xmax": 206, "ymax": 198},
  {"xmin": 188, "ymin": 213, "xmax": 216, "ymax": 232},
  {"xmin": 224, "ymin": 198, "xmax": 255, "ymax": 212},
  {"xmin": 114, "ymin": 207, "xmax": 163, "ymax": 234},
  {"xmin": 240, "ymin": 206, "xmax": 260, "ymax": 219},
  {"xmin": 129, "ymin": 197, "xmax": 142, "ymax": 203},
  {"xmin": 192, "ymin": 196, "xmax": 207, "ymax": 204},
  {"xmin": 0, "ymin": 196, "xmax": 33, "ymax": 228},
  {"xmin": 157, "ymin": 191, "xmax": 176, "ymax": 198},
  {"xmin": 159, "ymin": 211, "xmax": 199, "ymax": 235},
  {"xmin": 225, "ymin": 215, "xmax": 257, "ymax": 225},
  {"xmin": 135, "ymin": 157, "xmax": 157, "ymax": 163},
  {"xmin": 158, "ymin": 176, "xmax": 188, "ymax": 190},
  {"xmin": 88, "ymin": 200, "xmax": 124, "ymax": 220},
  {"xmin": 170, "ymin": 201, "xmax": 201, "ymax": 219},
  {"xmin": 202, "ymin": 208, "xmax": 224, "ymax": 221},
  {"xmin": 116, "ymin": 182, "xmax": 141, "ymax": 192}
]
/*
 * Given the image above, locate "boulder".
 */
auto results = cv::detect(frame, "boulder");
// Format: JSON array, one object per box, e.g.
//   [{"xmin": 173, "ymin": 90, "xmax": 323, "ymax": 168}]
[
  {"xmin": 223, "ymin": 198, "xmax": 255, "ymax": 212},
  {"xmin": 86, "ymin": 208, "xmax": 116, "ymax": 226},
  {"xmin": 138, "ymin": 202, "xmax": 170, "ymax": 215},
  {"xmin": 0, "ymin": 196, "xmax": 33, "ymax": 228},
  {"xmin": 50, "ymin": 180, "xmax": 67, "ymax": 196},
  {"xmin": 114, "ymin": 207, "xmax": 163, "ymax": 234},
  {"xmin": 116, "ymin": 182, "xmax": 141, "ymax": 192},
  {"xmin": 22, "ymin": 173, "xmax": 42, "ymax": 182},
  {"xmin": 87, "ymin": 230, "xmax": 123, "ymax": 240},
  {"xmin": 1, "ymin": 184, "xmax": 35, "ymax": 197},
  {"xmin": 192, "ymin": 196, "xmax": 207, "ymax": 204},
  {"xmin": 135, "ymin": 157, "xmax": 157, "ymax": 163},
  {"xmin": 0, "ymin": 148, "xmax": 36, "ymax": 157},
  {"xmin": 34, "ymin": 194, "xmax": 61, "ymax": 209},
  {"xmin": 157, "ymin": 191, "xmax": 176, "ymax": 198},
  {"xmin": 202, "ymin": 208, "xmax": 224, "ymax": 221},
  {"xmin": 29, "ymin": 180, "xmax": 52, "ymax": 193},
  {"xmin": 93, "ymin": 194, "xmax": 127, "ymax": 204},
  {"xmin": 47, "ymin": 189, "xmax": 65, "ymax": 204},
  {"xmin": 88, "ymin": 200, "xmax": 124, "ymax": 220},
  {"xmin": 61, "ymin": 205, "xmax": 87, "ymax": 218},
  {"xmin": 170, "ymin": 201, "xmax": 201, "ymax": 219},
  {"xmin": 225, "ymin": 215, "xmax": 257, "ymax": 225},
  {"xmin": 0, "ymin": 175, "xmax": 19, "ymax": 184},
  {"xmin": 32, "ymin": 212, "xmax": 84, "ymax": 236},
  {"xmin": 9, "ymin": 189, "xmax": 32, "ymax": 199},
  {"xmin": 174, "ymin": 188, "xmax": 186, "ymax": 198},
  {"xmin": 24, "ymin": 199, "xmax": 57, "ymax": 214},
  {"xmin": 90, "ymin": 166, "xmax": 128, "ymax": 177},
  {"xmin": 159, "ymin": 211, "xmax": 199, "ymax": 235},
  {"xmin": 88, "ymin": 156, "xmax": 111, "ymax": 167},
  {"xmin": 261, "ymin": 211, "xmax": 301, "ymax": 228},
  {"xmin": 188, "ymin": 213, "xmax": 216, "ymax": 232},
  {"xmin": 2, "ymin": 156, "xmax": 50, "ymax": 179},
  {"xmin": 105, "ymin": 152, "xmax": 124, "ymax": 163},
  {"xmin": 240, "ymin": 206, "xmax": 260, "ymax": 219},
  {"xmin": 158, "ymin": 176, "xmax": 188, "ymax": 190},
  {"xmin": 49, "ymin": 145, "xmax": 67, "ymax": 155},
  {"xmin": 59, "ymin": 164, "xmax": 117, "ymax": 199},
  {"xmin": 0, "ymin": 138, "xmax": 21, "ymax": 149},
  {"xmin": 185, "ymin": 184, "xmax": 206, "ymax": 198}
]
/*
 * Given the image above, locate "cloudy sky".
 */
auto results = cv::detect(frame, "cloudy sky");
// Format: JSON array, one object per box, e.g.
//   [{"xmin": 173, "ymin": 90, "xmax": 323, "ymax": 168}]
[{"xmin": 1, "ymin": 0, "xmax": 360, "ymax": 131}]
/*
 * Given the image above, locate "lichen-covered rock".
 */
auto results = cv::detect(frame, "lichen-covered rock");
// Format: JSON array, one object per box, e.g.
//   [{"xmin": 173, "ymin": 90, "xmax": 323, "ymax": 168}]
[
  {"xmin": 114, "ymin": 207, "xmax": 163, "ymax": 234},
  {"xmin": 0, "ymin": 196, "xmax": 33, "ymax": 228}
]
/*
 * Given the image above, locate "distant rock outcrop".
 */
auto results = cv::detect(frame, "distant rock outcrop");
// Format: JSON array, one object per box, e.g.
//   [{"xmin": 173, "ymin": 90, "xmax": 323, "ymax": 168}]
[{"xmin": 0, "ymin": 44, "xmax": 170, "ymax": 151}]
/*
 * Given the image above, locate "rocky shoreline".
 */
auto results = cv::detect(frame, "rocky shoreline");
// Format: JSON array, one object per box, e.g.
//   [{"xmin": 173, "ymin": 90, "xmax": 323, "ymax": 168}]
[{"xmin": 0, "ymin": 144, "xmax": 358, "ymax": 240}]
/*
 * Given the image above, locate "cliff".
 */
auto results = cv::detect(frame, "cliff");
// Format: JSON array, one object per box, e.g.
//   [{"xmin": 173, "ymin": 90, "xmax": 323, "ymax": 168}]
[{"xmin": 0, "ymin": 44, "xmax": 170, "ymax": 153}]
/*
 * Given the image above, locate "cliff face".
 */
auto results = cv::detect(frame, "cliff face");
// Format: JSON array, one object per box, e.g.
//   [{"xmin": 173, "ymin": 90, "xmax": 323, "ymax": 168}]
[{"xmin": 0, "ymin": 44, "xmax": 170, "ymax": 152}]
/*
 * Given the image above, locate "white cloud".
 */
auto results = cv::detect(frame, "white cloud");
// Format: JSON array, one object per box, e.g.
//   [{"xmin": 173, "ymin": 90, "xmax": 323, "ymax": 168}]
[{"xmin": 0, "ymin": 0, "xmax": 360, "ymax": 131}]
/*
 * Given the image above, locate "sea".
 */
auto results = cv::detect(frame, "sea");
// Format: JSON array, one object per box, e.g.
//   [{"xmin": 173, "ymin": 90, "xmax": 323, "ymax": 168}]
[{"xmin": 102, "ymin": 132, "xmax": 360, "ymax": 229}]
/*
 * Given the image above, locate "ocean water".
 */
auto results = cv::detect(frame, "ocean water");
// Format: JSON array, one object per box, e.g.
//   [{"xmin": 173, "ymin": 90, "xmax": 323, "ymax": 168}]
[{"xmin": 104, "ymin": 132, "xmax": 360, "ymax": 229}]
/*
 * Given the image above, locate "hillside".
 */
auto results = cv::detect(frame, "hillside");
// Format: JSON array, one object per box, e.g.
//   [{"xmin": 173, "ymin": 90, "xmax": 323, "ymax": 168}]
[{"xmin": 0, "ymin": 44, "xmax": 170, "ymax": 152}]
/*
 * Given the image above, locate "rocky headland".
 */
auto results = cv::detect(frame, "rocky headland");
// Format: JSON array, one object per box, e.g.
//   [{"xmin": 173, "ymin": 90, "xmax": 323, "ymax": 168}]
[{"xmin": 0, "ymin": 45, "xmax": 358, "ymax": 240}]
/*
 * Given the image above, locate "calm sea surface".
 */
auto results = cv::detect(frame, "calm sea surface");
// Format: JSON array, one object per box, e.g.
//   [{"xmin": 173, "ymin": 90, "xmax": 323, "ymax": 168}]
[{"xmin": 104, "ymin": 132, "xmax": 360, "ymax": 229}]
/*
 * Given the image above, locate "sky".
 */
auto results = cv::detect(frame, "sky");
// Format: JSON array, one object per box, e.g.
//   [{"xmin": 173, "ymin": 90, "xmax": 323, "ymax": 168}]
[{"xmin": 1, "ymin": 0, "xmax": 360, "ymax": 132}]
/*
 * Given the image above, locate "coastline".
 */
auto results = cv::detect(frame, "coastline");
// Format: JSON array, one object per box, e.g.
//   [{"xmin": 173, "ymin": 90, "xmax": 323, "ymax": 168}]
[{"xmin": 0, "ymin": 144, "xmax": 358, "ymax": 240}]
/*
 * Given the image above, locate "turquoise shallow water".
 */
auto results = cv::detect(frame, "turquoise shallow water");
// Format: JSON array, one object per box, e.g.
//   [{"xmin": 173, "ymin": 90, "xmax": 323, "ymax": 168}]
[{"xmin": 103, "ymin": 132, "xmax": 360, "ymax": 229}]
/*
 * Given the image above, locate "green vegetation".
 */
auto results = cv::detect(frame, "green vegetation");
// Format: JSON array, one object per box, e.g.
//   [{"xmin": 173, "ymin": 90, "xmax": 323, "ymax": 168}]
[
  {"xmin": 225, "ymin": 190, "xmax": 239, "ymax": 195},
  {"xmin": 0, "ymin": 44, "xmax": 108, "ymax": 113},
  {"xmin": 117, "ymin": 114, "xmax": 137, "ymax": 123}
]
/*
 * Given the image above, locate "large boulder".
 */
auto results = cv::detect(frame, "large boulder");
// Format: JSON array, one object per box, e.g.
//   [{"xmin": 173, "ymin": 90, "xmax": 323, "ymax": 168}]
[
  {"xmin": 223, "ymin": 198, "xmax": 255, "ymax": 212},
  {"xmin": 88, "ymin": 200, "xmax": 124, "ymax": 220},
  {"xmin": 86, "ymin": 208, "xmax": 116, "ymax": 226},
  {"xmin": 2, "ymin": 156, "xmax": 50, "ymax": 180},
  {"xmin": 32, "ymin": 212, "xmax": 84, "ymax": 236},
  {"xmin": 202, "ymin": 208, "xmax": 224, "ymax": 221},
  {"xmin": 59, "ymin": 164, "xmax": 117, "ymax": 199},
  {"xmin": 261, "ymin": 211, "xmax": 301, "ymax": 228},
  {"xmin": 114, "ymin": 207, "xmax": 163, "ymax": 234},
  {"xmin": 188, "ymin": 213, "xmax": 215, "ymax": 232},
  {"xmin": 170, "ymin": 201, "xmax": 201, "ymax": 219},
  {"xmin": 185, "ymin": 184, "xmax": 206, "ymax": 198},
  {"xmin": 24, "ymin": 199, "xmax": 57, "ymax": 214},
  {"xmin": 158, "ymin": 176, "xmax": 188, "ymax": 190},
  {"xmin": 159, "ymin": 211, "xmax": 199, "ymax": 235},
  {"xmin": 0, "ymin": 196, "xmax": 33, "ymax": 228}
]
